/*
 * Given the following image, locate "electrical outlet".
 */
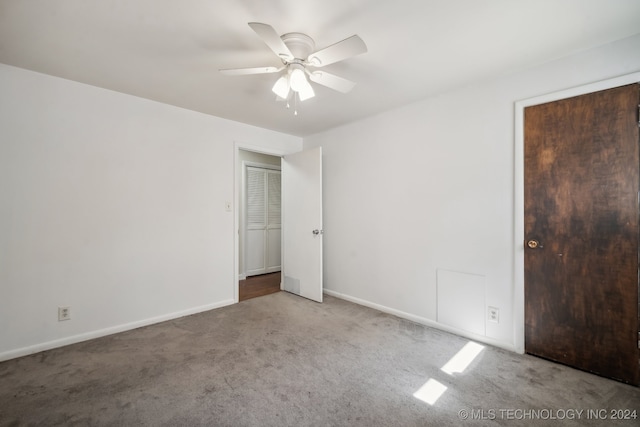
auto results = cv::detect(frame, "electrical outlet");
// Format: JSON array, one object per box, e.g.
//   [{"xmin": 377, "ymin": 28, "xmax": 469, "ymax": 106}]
[
  {"xmin": 58, "ymin": 306, "xmax": 71, "ymax": 321},
  {"xmin": 487, "ymin": 306, "xmax": 499, "ymax": 323}
]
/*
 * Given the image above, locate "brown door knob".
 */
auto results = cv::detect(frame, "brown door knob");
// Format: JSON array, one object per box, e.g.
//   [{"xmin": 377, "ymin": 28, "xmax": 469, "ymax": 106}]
[{"xmin": 527, "ymin": 240, "xmax": 540, "ymax": 249}]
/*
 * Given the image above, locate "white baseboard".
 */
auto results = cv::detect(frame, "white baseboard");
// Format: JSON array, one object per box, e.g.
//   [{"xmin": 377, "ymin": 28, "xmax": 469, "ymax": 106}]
[
  {"xmin": 2, "ymin": 291, "xmax": 519, "ymax": 362},
  {"xmin": 323, "ymin": 289, "xmax": 517, "ymax": 353},
  {"xmin": 0, "ymin": 299, "xmax": 235, "ymax": 362}
]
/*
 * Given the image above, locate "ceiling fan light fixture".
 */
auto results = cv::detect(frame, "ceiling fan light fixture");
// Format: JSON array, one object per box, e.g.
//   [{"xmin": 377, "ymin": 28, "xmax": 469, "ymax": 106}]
[
  {"xmin": 272, "ymin": 75, "xmax": 290, "ymax": 99},
  {"xmin": 297, "ymin": 80, "xmax": 315, "ymax": 101},
  {"xmin": 289, "ymin": 67, "xmax": 307, "ymax": 92},
  {"xmin": 288, "ymin": 65, "xmax": 315, "ymax": 101}
]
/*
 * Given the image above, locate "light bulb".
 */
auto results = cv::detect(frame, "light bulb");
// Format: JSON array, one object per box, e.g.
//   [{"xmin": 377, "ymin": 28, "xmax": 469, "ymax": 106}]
[
  {"xmin": 272, "ymin": 76, "xmax": 290, "ymax": 99},
  {"xmin": 289, "ymin": 68, "xmax": 307, "ymax": 92},
  {"xmin": 297, "ymin": 82, "xmax": 315, "ymax": 101},
  {"xmin": 288, "ymin": 66, "xmax": 314, "ymax": 101}
]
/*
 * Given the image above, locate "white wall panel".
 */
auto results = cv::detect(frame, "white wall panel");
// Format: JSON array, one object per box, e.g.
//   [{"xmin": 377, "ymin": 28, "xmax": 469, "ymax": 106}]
[
  {"xmin": 437, "ymin": 269, "xmax": 485, "ymax": 336},
  {"xmin": 304, "ymin": 34, "xmax": 640, "ymax": 350},
  {"xmin": 0, "ymin": 64, "xmax": 301, "ymax": 360}
]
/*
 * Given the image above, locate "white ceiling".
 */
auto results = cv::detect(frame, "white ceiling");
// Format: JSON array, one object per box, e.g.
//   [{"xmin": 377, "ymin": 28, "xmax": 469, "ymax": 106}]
[{"xmin": 1, "ymin": 1, "xmax": 640, "ymax": 137}]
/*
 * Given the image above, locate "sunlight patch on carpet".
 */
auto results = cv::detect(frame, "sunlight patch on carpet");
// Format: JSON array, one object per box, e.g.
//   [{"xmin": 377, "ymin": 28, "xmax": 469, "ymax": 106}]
[
  {"xmin": 413, "ymin": 379, "xmax": 447, "ymax": 405},
  {"xmin": 414, "ymin": 341, "xmax": 485, "ymax": 406},
  {"xmin": 441, "ymin": 341, "xmax": 485, "ymax": 375}
]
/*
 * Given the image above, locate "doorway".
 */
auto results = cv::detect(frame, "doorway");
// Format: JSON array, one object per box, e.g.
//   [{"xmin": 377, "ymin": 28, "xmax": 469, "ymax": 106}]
[
  {"xmin": 234, "ymin": 144, "xmax": 324, "ymax": 304},
  {"xmin": 523, "ymin": 83, "xmax": 639, "ymax": 385},
  {"xmin": 237, "ymin": 149, "xmax": 282, "ymax": 301}
]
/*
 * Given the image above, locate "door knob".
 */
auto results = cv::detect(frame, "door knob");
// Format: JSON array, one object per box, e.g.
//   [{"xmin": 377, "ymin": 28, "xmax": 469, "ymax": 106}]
[
  {"xmin": 527, "ymin": 239, "xmax": 542, "ymax": 249},
  {"xmin": 312, "ymin": 229, "xmax": 323, "ymax": 235}
]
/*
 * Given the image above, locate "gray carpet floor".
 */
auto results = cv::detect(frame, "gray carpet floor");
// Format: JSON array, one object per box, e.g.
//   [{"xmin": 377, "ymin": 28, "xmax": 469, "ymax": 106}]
[{"xmin": 1, "ymin": 292, "xmax": 638, "ymax": 426}]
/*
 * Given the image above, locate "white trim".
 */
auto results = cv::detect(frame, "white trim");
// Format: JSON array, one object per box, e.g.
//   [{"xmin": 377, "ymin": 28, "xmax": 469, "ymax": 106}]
[
  {"xmin": 0, "ymin": 299, "xmax": 235, "ymax": 362},
  {"xmin": 234, "ymin": 141, "xmax": 288, "ymax": 304},
  {"xmin": 235, "ymin": 142, "xmax": 287, "ymax": 158},
  {"xmin": 513, "ymin": 71, "xmax": 640, "ymax": 353},
  {"xmin": 324, "ymin": 289, "xmax": 517, "ymax": 352}
]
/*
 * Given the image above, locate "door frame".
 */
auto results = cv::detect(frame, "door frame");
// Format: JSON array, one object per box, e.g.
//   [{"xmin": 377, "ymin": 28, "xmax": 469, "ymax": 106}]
[
  {"xmin": 234, "ymin": 142, "xmax": 288, "ymax": 303},
  {"xmin": 513, "ymin": 71, "xmax": 640, "ymax": 353}
]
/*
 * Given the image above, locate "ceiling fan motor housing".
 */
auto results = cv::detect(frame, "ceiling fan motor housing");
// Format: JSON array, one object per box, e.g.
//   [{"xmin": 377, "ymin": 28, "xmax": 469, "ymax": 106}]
[{"xmin": 281, "ymin": 33, "xmax": 315, "ymax": 61}]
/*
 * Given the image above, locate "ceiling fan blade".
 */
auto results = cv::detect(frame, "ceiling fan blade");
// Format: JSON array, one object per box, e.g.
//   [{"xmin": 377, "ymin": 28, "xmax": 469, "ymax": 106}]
[
  {"xmin": 309, "ymin": 71, "xmax": 356, "ymax": 93},
  {"xmin": 307, "ymin": 35, "xmax": 367, "ymax": 67},
  {"xmin": 219, "ymin": 66, "xmax": 281, "ymax": 76},
  {"xmin": 248, "ymin": 22, "xmax": 294, "ymax": 61}
]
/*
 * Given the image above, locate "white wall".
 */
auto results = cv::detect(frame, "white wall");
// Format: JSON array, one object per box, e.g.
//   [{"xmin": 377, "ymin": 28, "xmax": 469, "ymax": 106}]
[
  {"xmin": 304, "ymin": 34, "xmax": 640, "ymax": 351},
  {"xmin": 3, "ymin": 33, "xmax": 639, "ymax": 361},
  {"xmin": 0, "ymin": 64, "xmax": 302, "ymax": 360}
]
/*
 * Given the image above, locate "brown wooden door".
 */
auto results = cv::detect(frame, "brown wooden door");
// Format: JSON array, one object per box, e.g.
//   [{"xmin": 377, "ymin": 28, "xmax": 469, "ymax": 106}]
[{"xmin": 524, "ymin": 83, "xmax": 640, "ymax": 385}]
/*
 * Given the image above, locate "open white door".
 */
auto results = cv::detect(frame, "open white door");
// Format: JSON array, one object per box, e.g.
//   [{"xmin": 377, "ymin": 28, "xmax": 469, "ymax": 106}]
[{"xmin": 282, "ymin": 147, "xmax": 323, "ymax": 302}]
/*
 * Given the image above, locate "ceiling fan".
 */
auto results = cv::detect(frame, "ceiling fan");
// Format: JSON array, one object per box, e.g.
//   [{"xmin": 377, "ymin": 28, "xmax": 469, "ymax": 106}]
[{"xmin": 220, "ymin": 23, "xmax": 367, "ymax": 107}]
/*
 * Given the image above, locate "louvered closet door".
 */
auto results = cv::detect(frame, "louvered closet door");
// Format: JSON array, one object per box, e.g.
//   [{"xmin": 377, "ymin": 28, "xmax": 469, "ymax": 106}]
[
  {"xmin": 245, "ymin": 166, "xmax": 281, "ymax": 276},
  {"xmin": 266, "ymin": 171, "xmax": 281, "ymax": 271}
]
